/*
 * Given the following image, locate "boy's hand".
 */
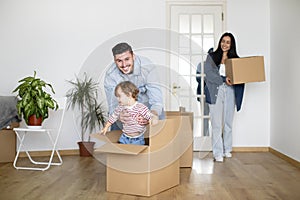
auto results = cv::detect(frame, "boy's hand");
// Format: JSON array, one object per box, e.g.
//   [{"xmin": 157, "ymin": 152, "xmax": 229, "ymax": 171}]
[{"xmin": 100, "ymin": 128, "xmax": 108, "ymax": 135}]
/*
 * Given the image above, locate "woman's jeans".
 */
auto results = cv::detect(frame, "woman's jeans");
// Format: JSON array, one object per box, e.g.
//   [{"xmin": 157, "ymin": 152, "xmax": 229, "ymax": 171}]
[{"xmin": 209, "ymin": 83, "xmax": 235, "ymax": 158}]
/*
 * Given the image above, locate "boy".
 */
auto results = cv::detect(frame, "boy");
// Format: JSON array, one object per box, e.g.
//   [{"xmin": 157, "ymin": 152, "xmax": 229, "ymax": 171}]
[{"xmin": 100, "ymin": 81, "xmax": 158, "ymax": 145}]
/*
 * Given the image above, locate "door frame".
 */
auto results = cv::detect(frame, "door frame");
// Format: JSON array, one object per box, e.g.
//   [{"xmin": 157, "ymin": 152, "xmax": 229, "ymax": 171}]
[{"xmin": 166, "ymin": 1, "xmax": 226, "ymax": 151}]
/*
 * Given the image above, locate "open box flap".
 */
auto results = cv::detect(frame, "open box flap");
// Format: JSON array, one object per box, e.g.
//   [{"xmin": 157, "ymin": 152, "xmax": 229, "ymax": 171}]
[
  {"xmin": 91, "ymin": 131, "xmax": 122, "ymax": 143},
  {"xmin": 91, "ymin": 133, "xmax": 147, "ymax": 155},
  {"xmin": 94, "ymin": 143, "xmax": 147, "ymax": 155}
]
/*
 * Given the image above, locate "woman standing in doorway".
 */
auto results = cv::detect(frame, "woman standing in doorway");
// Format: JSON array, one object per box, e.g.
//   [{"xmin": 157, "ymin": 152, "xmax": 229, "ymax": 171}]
[{"xmin": 204, "ymin": 32, "xmax": 244, "ymax": 162}]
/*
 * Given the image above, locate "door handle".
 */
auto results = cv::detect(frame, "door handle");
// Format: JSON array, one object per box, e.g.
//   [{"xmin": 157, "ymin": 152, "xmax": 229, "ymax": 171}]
[{"xmin": 172, "ymin": 83, "xmax": 181, "ymax": 95}]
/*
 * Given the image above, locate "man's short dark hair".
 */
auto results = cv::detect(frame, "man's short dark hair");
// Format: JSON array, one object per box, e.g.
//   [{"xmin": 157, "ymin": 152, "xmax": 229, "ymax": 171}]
[{"xmin": 112, "ymin": 42, "xmax": 133, "ymax": 56}]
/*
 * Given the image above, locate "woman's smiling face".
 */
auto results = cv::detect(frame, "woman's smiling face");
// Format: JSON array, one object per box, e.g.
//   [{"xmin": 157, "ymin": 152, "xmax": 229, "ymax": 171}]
[{"xmin": 221, "ymin": 36, "xmax": 231, "ymax": 52}]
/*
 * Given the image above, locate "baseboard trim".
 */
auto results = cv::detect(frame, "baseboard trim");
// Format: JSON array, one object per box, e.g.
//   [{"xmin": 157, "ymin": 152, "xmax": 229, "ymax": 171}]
[
  {"xmin": 232, "ymin": 147, "xmax": 299, "ymax": 169},
  {"xmin": 18, "ymin": 147, "xmax": 299, "ymax": 169},
  {"xmin": 269, "ymin": 148, "xmax": 300, "ymax": 169},
  {"xmin": 19, "ymin": 149, "xmax": 79, "ymax": 158},
  {"xmin": 232, "ymin": 147, "xmax": 269, "ymax": 152}
]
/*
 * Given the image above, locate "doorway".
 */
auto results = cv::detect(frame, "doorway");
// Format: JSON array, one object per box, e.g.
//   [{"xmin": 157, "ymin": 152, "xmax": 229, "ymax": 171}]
[{"xmin": 167, "ymin": 3, "xmax": 225, "ymax": 151}]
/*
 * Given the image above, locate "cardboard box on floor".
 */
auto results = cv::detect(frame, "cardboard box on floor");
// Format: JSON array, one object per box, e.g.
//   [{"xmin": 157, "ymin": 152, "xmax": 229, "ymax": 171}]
[
  {"xmin": 0, "ymin": 122, "xmax": 19, "ymax": 163},
  {"xmin": 91, "ymin": 116, "xmax": 192, "ymax": 196},
  {"xmin": 225, "ymin": 56, "xmax": 265, "ymax": 84},
  {"xmin": 166, "ymin": 111, "xmax": 193, "ymax": 168}
]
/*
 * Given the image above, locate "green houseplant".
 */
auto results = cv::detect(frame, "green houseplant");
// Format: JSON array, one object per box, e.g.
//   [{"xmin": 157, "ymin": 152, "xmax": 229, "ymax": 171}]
[
  {"xmin": 66, "ymin": 73, "xmax": 106, "ymax": 156},
  {"xmin": 13, "ymin": 71, "xmax": 58, "ymax": 126}
]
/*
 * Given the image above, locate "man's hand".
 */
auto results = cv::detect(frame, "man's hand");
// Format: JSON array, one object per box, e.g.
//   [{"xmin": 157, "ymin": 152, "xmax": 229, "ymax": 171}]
[
  {"xmin": 136, "ymin": 110, "xmax": 158, "ymax": 125},
  {"xmin": 119, "ymin": 109, "xmax": 131, "ymax": 123},
  {"xmin": 120, "ymin": 109, "xmax": 149, "ymax": 125},
  {"xmin": 150, "ymin": 114, "xmax": 159, "ymax": 126},
  {"xmin": 136, "ymin": 115, "xmax": 149, "ymax": 125}
]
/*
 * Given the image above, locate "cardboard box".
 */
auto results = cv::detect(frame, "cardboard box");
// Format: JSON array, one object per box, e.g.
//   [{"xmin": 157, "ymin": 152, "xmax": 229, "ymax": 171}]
[
  {"xmin": 91, "ymin": 117, "xmax": 192, "ymax": 196},
  {"xmin": 225, "ymin": 56, "xmax": 265, "ymax": 84},
  {"xmin": 166, "ymin": 111, "xmax": 193, "ymax": 168},
  {"xmin": 0, "ymin": 123, "xmax": 19, "ymax": 163}
]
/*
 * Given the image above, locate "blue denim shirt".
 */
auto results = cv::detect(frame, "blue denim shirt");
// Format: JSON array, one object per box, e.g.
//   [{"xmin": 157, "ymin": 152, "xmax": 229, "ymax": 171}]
[{"xmin": 104, "ymin": 55, "xmax": 164, "ymax": 119}]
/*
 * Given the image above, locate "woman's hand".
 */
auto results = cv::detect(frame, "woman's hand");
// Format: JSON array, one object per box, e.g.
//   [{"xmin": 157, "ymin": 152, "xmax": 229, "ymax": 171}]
[
  {"xmin": 221, "ymin": 51, "xmax": 228, "ymax": 64},
  {"xmin": 226, "ymin": 77, "xmax": 233, "ymax": 86}
]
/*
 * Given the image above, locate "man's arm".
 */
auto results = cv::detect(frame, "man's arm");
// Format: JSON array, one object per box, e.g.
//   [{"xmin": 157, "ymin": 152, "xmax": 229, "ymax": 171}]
[
  {"xmin": 104, "ymin": 71, "xmax": 118, "ymax": 116},
  {"xmin": 144, "ymin": 64, "xmax": 164, "ymax": 117}
]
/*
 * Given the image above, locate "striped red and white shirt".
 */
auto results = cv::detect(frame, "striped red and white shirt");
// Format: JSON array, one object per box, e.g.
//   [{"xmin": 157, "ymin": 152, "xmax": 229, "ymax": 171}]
[{"xmin": 108, "ymin": 102, "xmax": 152, "ymax": 135}]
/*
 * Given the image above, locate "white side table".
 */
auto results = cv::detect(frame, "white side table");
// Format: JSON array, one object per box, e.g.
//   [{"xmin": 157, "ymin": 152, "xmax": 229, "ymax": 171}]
[{"xmin": 13, "ymin": 127, "xmax": 63, "ymax": 171}]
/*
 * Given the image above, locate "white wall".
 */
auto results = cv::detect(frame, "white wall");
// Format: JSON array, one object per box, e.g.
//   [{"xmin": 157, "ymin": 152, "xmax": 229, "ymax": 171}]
[
  {"xmin": 4, "ymin": 0, "xmax": 296, "ymax": 159},
  {"xmin": 270, "ymin": 0, "xmax": 300, "ymax": 161},
  {"xmin": 227, "ymin": 0, "xmax": 270, "ymax": 147},
  {"xmin": 0, "ymin": 0, "xmax": 166, "ymax": 149}
]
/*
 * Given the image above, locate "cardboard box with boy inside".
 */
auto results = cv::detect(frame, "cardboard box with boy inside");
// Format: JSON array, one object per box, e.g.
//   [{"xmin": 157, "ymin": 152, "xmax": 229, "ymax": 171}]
[{"xmin": 91, "ymin": 116, "xmax": 192, "ymax": 197}]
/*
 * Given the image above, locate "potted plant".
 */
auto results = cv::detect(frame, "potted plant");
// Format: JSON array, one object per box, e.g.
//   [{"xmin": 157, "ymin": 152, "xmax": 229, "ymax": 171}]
[
  {"xmin": 12, "ymin": 71, "xmax": 58, "ymax": 127},
  {"xmin": 66, "ymin": 73, "xmax": 106, "ymax": 156}
]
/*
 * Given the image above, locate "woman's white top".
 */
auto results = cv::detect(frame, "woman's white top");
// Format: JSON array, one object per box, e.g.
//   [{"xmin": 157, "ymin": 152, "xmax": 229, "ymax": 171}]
[{"xmin": 219, "ymin": 63, "xmax": 226, "ymax": 76}]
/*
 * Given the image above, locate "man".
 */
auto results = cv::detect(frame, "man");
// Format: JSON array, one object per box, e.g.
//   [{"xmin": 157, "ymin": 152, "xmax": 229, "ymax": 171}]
[{"xmin": 104, "ymin": 42, "xmax": 164, "ymax": 130}]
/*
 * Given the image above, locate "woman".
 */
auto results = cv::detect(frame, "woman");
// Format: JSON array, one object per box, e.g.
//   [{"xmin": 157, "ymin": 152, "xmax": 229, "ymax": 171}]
[{"xmin": 204, "ymin": 32, "xmax": 244, "ymax": 162}]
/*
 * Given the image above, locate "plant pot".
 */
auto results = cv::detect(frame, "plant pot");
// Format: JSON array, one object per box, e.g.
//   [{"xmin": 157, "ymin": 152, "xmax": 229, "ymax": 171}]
[
  {"xmin": 27, "ymin": 115, "xmax": 43, "ymax": 126},
  {"xmin": 78, "ymin": 141, "xmax": 95, "ymax": 157}
]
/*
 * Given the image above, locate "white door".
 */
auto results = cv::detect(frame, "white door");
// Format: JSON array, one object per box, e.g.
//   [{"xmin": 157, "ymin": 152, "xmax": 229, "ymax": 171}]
[{"xmin": 168, "ymin": 4, "xmax": 224, "ymax": 151}]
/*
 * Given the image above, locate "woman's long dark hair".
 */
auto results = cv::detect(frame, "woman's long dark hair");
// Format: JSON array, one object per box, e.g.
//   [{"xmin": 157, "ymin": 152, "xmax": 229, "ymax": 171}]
[{"xmin": 210, "ymin": 32, "xmax": 239, "ymax": 66}]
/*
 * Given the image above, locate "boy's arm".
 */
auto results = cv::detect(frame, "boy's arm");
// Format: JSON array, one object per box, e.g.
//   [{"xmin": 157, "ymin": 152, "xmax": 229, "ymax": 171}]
[
  {"xmin": 100, "ymin": 122, "xmax": 112, "ymax": 135},
  {"xmin": 101, "ymin": 106, "xmax": 121, "ymax": 134}
]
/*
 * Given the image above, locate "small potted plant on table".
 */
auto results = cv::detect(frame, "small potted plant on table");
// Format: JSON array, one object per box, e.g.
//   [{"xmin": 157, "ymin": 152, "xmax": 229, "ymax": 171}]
[
  {"xmin": 66, "ymin": 73, "xmax": 106, "ymax": 156},
  {"xmin": 13, "ymin": 71, "xmax": 58, "ymax": 127}
]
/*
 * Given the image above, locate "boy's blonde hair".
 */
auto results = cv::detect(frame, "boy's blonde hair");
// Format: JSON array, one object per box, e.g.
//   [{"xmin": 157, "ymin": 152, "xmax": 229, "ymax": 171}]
[{"xmin": 115, "ymin": 81, "xmax": 139, "ymax": 101}]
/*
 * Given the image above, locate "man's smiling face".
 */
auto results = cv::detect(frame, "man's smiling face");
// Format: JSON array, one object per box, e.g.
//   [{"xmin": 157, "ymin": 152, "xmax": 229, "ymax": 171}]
[{"xmin": 114, "ymin": 50, "xmax": 135, "ymax": 74}]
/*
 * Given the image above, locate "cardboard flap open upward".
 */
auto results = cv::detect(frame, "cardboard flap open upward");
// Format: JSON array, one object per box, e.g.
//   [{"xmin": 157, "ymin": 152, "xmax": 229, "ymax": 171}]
[
  {"xmin": 94, "ymin": 143, "xmax": 147, "ymax": 155},
  {"xmin": 90, "ymin": 131, "xmax": 122, "ymax": 143},
  {"xmin": 91, "ymin": 133, "xmax": 147, "ymax": 155}
]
